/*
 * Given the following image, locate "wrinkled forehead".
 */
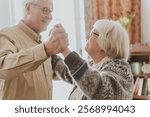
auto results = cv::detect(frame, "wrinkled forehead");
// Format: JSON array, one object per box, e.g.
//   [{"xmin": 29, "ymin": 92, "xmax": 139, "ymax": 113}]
[
  {"xmin": 37, "ymin": 0, "xmax": 53, "ymax": 3},
  {"xmin": 36, "ymin": 0, "xmax": 53, "ymax": 8},
  {"xmin": 24, "ymin": 0, "xmax": 52, "ymax": 2},
  {"xmin": 24, "ymin": 0, "xmax": 53, "ymax": 5}
]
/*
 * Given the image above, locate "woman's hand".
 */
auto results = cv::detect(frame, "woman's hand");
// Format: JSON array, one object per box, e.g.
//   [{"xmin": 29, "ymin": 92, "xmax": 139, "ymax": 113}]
[
  {"xmin": 44, "ymin": 24, "xmax": 69, "ymax": 56},
  {"xmin": 61, "ymin": 48, "xmax": 72, "ymax": 58}
]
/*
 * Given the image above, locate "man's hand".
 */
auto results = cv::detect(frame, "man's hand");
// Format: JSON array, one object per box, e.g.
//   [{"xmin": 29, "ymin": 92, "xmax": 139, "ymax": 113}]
[{"xmin": 44, "ymin": 24, "xmax": 69, "ymax": 56}]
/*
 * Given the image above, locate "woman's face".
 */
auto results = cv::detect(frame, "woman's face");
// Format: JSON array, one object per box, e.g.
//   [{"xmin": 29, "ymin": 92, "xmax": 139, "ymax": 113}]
[{"xmin": 85, "ymin": 29, "xmax": 101, "ymax": 56}]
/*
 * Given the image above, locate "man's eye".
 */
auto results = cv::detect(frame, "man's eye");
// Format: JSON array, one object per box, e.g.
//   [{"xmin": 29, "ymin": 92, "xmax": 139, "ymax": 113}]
[{"xmin": 43, "ymin": 8, "xmax": 50, "ymax": 13}]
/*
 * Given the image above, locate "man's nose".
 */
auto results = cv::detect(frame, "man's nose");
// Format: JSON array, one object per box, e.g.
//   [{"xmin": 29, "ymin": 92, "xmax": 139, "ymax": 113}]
[{"xmin": 45, "ymin": 13, "xmax": 52, "ymax": 20}]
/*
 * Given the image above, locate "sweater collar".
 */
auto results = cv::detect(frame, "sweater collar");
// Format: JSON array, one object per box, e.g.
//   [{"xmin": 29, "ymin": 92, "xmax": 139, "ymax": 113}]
[{"xmin": 92, "ymin": 56, "xmax": 111, "ymax": 69}]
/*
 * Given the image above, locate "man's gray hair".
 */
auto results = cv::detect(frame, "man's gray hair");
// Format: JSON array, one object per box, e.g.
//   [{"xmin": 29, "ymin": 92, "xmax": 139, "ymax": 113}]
[
  {"xmin": 24, "ymin": 0, "xmax": 52, "ymax": 5},
  {"xmin": 23, "ymin": 0, "xmax": 52, "ymax": 14}
]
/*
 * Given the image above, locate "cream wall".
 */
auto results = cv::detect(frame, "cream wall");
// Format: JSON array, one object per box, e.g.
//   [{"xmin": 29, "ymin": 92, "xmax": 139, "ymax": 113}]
[
  {"xmin": 141, "ymin": 0, "xmax": 150, "ymax": 44},
  {"xmin": 0, "ymin": 0, "xmax": 11, "ymax": 28}
]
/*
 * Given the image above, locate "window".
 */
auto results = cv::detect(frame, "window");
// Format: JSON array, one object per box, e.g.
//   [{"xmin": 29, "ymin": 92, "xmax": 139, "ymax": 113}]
[{"xmin": 12, "ymin": 0, "xmax": 85, "ymax": 99}]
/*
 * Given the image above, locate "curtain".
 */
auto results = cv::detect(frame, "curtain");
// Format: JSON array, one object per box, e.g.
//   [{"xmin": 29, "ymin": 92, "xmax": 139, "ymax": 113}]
[{"xmin": 84, "ymin": 0, "xmax": 141, "ymax": 44}]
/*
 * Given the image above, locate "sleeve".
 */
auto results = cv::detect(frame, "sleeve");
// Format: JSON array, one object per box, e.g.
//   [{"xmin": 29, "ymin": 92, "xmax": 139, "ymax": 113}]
[
  {"xmin": 64, "ymin": 52, "xmax": 108, "ymax": 99},
  {"xmin": 51, "ymin": 55, "xmax": 73, "ymax": 84},
  {"xmin": 64, "ymin": 52, "xmax": 133, "ymax": 100},
  {"xmin": 0, "ymin": 35, "xmax": 48, "ymax": 80}
]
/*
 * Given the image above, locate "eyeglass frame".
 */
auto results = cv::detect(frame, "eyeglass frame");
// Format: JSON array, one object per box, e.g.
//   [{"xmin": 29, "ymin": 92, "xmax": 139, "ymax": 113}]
[
  {"xmin": 90, "ymin": 29, "xmax": 99, "ymax": 37},
  {"xmin": 92, "ymin": 32, "xmax": 99, "ymax": 36},
  {"xmin": 86, "ymin": 29, "xmax": 99, "ymax": 39},
  {"xmin": 30, "ymin": 3, "xmax": 52, "ymax": 15}
]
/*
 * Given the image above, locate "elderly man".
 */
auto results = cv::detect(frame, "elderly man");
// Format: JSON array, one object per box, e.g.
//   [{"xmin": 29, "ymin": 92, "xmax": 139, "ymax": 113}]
[{"xmin": 0, "ymin": 0, "xmax": 68, "ymax": 99}]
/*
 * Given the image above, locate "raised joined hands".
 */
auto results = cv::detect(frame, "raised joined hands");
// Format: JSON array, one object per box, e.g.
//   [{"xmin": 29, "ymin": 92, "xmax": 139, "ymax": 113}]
[{"xmin": 44, "ymin": 24, "xmax": 69, "ymax": 56}]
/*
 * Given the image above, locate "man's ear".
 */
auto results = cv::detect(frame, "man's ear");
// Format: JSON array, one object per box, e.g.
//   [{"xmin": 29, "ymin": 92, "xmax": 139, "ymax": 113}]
[{"xmin": 24, "ymin": 3, "xmax": 31, "ymax": 15}]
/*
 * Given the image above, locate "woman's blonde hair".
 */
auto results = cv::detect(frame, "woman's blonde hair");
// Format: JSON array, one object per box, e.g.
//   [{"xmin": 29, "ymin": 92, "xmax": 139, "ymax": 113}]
[{"xmin": 93, "ymin": 19, "xmax": 130, "ymax": 60}]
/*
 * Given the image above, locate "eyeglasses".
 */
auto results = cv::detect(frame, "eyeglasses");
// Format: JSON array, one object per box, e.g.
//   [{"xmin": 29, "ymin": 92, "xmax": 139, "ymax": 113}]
[
  {"xmin": 90, "ymin": 29, "xmax": 99, "ymax": 36},
  {"xmin": 86, "ymin": 30, "xmax": 99, "ymax": 39},
  {"xmin": 31, "ymin": 3, "xmax": 52, "ymax": 15},
  {"xmin": 92, "ymin": 32, "xmax": 99, "ymax": 36}
]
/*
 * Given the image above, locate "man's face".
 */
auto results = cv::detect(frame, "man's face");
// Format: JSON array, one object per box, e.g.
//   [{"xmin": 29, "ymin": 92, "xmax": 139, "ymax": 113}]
[{"xmin": 25, "ymin": 0, "xmax": 53, "ymax": 33}]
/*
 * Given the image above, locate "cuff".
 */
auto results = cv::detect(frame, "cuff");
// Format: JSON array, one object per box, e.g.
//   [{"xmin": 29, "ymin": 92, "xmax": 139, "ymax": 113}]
[
  {"xmin": 64, "ymin": 52, "xmax": 84, "ymax": 71},
  {"xmin": 51, "ymin": 55, "xmax": 62, "ymax": 69},
  {"xmin": 32, "ymin": 44, "xmax": 48, "ymax": 61},
  {"xmin": 64, "ymin": 52, "xmax": 88, "ymax": 80}
]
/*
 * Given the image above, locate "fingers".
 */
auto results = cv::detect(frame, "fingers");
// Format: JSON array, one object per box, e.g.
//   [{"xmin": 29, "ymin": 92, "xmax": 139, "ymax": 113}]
[
  {"xmin": 54, "ymin": 33, "xmax": 68, "ymax": 41},
  {"xmin": 45, "ymin": 24, "xmax": 69, "ymax": 56},
  {"xmin": 54, "ymin": 23, "xmax": 62, "ymax": 27},
  {"xmin": 49, "ymin": 24, "xmax": 66, "ymax": 36},
  {"xmin": 50, "ymin": 24, "xmax": 68, "ymax": 43}
]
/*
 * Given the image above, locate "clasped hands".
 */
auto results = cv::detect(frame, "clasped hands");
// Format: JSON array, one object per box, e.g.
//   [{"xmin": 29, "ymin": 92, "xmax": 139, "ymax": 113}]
[{"xmin": 44, "ymin": 24, "xmax": 69, "ymax": 56}]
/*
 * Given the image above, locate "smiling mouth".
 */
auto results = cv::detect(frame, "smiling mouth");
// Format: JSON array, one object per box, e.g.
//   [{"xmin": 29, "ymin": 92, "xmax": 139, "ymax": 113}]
[{"xmin": 42, "ymin": 20, "xmax": 50, "ymax": 25}]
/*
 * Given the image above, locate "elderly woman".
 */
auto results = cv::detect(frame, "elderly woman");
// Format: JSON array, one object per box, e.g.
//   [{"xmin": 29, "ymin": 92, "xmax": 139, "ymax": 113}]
[{"xmin": 52, "ymin": 19, "xmax": 134, "ymax": 100}]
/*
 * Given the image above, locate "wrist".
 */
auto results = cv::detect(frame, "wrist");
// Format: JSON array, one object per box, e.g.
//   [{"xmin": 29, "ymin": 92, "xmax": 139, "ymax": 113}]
[
  {"xmin": 44, "ymin": 43, "xmax": 54, "ymax": 57},
  {"xmin": 62, "ymin": 48, "xmax": 71, "ymax": 58}
]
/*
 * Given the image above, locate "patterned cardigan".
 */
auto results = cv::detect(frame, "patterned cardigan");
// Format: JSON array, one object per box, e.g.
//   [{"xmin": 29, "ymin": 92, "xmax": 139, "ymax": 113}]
[{"xmin": 52, "ymin": 52, "xmax": 134, "ymax": 100}]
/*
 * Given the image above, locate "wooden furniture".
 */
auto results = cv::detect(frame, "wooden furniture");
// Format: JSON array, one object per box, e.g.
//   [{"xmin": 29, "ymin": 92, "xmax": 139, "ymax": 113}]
[
  {"xmin": 133, "ymin": 95, "xmax": 150, "ymax": 100},
  {"xmin": 130, "ymin": 44, "xmax": 150, "ymax": 100}
]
